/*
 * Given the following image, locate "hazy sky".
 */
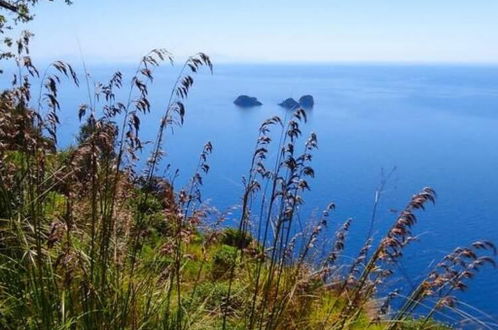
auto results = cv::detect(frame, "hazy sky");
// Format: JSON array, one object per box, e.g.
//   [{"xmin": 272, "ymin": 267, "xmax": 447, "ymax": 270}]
[{"xmin": 24, "ymin": 0, "xmax": 498, "ymax": 64}]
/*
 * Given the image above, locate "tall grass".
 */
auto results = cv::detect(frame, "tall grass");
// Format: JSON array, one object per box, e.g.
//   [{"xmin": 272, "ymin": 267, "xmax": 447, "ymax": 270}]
[{"xmin": 0, "ymin": 4, "xmax": 496, "ymax": 330}]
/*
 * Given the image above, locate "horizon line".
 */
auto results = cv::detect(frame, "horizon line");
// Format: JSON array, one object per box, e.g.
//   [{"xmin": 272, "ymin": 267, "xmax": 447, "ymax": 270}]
[{"xmin": 27, "ymin": 56, "xmax": 498, "ymax": 68}]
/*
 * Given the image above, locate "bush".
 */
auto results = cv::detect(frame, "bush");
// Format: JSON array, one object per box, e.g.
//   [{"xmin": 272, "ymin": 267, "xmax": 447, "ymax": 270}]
[
  {"xmin": 221, "ymin": 228, "xmax": 252, "ymax": 249},
  {"xmin": 212, "ymin": 244, "xmax": 238, "ymax": 279}
]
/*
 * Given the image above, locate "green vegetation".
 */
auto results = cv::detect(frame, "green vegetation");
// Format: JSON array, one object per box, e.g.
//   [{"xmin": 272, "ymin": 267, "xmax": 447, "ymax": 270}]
[{"xmin": 0, "ymin": 1, "xmax": 496, "ymax": 329}]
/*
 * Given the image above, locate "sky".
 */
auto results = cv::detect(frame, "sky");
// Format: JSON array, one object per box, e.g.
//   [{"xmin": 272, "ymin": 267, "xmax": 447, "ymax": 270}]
[{"xmin": 20, "ymin": 0, "xmax": 498, "ymax": 64}]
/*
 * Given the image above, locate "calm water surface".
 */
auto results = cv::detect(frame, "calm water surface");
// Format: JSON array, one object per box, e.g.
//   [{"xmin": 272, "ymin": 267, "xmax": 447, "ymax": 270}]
[{"xmin": 54, "ymin": 63, "xmax": 498, "ymax": 324}]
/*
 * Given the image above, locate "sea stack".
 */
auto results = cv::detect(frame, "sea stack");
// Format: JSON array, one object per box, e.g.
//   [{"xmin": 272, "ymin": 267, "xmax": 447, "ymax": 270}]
[
  {"xmin": 299, "ymin": 95, "xmax": 314, "ymax": 109},
  {"xmin": 278, "ymin": 98, "xmax": 300, "ymax": 110},
  {"xmin": 233, "ymin": 95, "xmax": 263, "ymax": 108}
]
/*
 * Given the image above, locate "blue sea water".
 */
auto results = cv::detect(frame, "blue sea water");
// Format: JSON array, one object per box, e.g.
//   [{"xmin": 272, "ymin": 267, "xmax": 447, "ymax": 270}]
[{"xmin": 49, "ymin": 63, "xmax": 498, "ymax": 325}]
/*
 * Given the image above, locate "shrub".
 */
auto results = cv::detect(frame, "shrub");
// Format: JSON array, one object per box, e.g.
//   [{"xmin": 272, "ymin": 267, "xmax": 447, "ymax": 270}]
[
  {"xmin": 212, "ymin": 244, "xmax": 238, "ymax": 279},
  {"xmin": 221, "ymin": 228, "xmax": 253, "ymax": 249}
]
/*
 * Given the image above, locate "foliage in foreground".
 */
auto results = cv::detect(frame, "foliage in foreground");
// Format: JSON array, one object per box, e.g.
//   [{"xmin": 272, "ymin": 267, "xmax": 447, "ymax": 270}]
[{"xmin": 0, "ymin": 3, "xmax": 497, "ymax": 330}]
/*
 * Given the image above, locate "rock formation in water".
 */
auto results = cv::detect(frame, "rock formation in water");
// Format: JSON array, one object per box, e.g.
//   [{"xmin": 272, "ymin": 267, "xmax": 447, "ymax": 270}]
[
  {"xmin": 233, "ymin": 95, "xmax": 263, "ymax": 107},
  {"xmin": 299, "ymin": 95, "xmax": 314, "ymax": 108},
  {"xmin": 278, "ymin": 97, "xmax": 300, "ymax": 110}
]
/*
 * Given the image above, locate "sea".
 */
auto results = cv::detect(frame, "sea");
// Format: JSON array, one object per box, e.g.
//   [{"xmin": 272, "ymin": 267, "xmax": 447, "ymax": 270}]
[{"xmin": 28, "ymin": 63, "xmax": 498, "ymax": 325}]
